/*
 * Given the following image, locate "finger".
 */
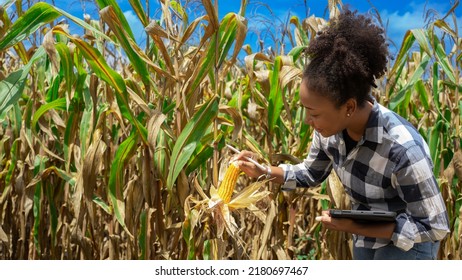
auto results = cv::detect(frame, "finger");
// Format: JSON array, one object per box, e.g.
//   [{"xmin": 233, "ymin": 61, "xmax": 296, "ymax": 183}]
[
  {"xmin": 236, "ymin": 160, "xmax": 255, "ymax": 169},
  {"xmin": 236, "ymin": 150, "xmax": 255, "ymax": 160},
  {"xmin": 316, "ymin": 211, "xmax": 332, "ymax": 222}
]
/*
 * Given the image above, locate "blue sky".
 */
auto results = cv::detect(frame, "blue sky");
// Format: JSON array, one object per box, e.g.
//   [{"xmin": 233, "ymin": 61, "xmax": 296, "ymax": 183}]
[{"xmin": 2, "ymin": 0, "xmax": 461, "ymax": 55}]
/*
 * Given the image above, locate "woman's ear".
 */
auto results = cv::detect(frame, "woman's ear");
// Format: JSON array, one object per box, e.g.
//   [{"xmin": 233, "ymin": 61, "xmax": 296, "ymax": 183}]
[{"xmin": 345, "ymin": 98, "xmax": 356, "ymax": 117}]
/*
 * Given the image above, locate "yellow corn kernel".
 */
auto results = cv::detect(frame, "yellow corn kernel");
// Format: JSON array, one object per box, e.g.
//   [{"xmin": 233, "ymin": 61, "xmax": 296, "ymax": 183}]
[{"xmin": 217, "ymin": 162, "xmax": 240, "ymax": 203}]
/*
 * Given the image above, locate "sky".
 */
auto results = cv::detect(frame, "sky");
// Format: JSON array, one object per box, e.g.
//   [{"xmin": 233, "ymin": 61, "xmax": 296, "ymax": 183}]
[{"xmin": 2, "ymin": 0, "xmax": 461, "ymax": 56}]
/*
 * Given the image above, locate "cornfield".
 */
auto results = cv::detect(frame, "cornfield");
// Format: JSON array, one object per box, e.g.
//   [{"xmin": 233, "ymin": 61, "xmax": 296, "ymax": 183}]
[{"xmin": 0, "ymin": 0, "xmax": 460, "ymax": 260}]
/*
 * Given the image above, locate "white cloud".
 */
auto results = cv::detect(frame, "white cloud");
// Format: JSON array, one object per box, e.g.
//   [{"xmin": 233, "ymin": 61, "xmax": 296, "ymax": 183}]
[
  {"xmin": 123, "ymin": 10, "xmax": 147, "ymax": 46},
  {"xmin": 379, "ymin": 1, "xmax": 462, "ymax": 49},
  {"xmin": 381, "ymin": 10, "xmax": 426, "ymax": 37}
]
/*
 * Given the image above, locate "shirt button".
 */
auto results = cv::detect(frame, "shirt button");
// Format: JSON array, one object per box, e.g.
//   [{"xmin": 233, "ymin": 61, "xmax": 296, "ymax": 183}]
[
  {"xmin": 340, "ymin": 140, "xmax": 344, "ymax": 145},
  {"xmin": 342, "ymin": 167, "xmax": 345, "ymax": 170}
]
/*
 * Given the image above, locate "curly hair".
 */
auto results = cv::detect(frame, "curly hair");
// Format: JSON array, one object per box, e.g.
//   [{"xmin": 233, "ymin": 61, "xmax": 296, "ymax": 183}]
[{"xmin": 303, "ymin": 8, "xmax": 388, "ymax": 107}]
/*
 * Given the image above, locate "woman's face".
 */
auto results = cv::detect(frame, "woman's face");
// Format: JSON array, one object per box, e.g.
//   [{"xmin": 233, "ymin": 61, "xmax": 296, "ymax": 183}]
[{"xmin": 299, "ymin": 81, "xmax": 350, "ymax": 137}]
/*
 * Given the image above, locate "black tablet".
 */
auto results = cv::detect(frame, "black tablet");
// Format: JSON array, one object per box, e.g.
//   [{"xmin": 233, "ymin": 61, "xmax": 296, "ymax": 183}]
[{"xmin": 329, "ymin": 209, "xmax": 397, "ymax": 222}]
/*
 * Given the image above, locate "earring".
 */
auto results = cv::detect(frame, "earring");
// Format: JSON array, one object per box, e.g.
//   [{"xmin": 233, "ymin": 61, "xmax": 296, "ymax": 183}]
[{"xmin": 347, "ymin": 113, "xmax": 351, "ymax": 117}]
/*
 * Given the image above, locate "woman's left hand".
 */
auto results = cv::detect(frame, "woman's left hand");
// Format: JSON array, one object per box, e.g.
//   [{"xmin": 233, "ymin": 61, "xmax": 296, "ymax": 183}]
[
  {"xmin": 316, "ymin": 210, "xmax": 355, "ymax": 232},
  {"xmin": 315, "ymin": 210, "xmax": 395, "ymax": 239}
]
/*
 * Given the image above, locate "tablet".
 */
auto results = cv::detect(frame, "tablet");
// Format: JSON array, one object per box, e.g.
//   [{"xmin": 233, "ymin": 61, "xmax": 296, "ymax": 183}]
[{"xmin": 329, "ymin": 209, "xmax": 396, "ymax": 222}]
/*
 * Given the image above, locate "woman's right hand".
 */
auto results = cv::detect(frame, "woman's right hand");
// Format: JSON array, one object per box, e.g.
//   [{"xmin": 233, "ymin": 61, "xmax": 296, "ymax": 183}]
[{"xmin": 232, "ymin": 150, "xmax": 268, "ymax": 179}]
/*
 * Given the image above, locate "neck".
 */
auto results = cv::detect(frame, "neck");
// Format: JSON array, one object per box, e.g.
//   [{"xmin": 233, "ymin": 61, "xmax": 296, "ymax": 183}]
[{"xmin": 346, "ymin": 101, "xmax": 373, "ymax": 141}]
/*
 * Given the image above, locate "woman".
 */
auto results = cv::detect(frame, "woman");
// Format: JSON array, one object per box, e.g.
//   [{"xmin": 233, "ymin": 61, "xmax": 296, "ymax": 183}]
[{"xmin": 234, "ymin": 9, "xmax": 450, "ymax": 260}]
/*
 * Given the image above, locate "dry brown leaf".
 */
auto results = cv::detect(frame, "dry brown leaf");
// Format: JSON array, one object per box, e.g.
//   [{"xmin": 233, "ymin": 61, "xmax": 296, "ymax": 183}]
[
  {"xmin": 257, "ymin": 200, "xmax": 276, "ymax": 259},
  {"xmin": 453, "ymin": 150, "xmax": 462, "ymax": 179},
  {"xmin": 0, "ymin": 226, "xmax": 8, "ymax": 243}
]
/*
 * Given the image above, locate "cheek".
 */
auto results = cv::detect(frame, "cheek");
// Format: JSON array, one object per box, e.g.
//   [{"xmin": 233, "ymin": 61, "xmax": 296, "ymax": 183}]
[
  {"xmin": 316, "ymin": 115, "xmax": 344, "ymax": 134},
  {"xmin": 304, "ymin": 113, "xmax": 312, "ymax": 124}
]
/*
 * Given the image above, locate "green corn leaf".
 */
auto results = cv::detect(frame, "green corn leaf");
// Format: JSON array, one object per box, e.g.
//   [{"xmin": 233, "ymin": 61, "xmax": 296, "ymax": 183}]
[
  {"xmin": 459, "ymin": 101, "xmax": 462, "ymax": 124},
  {"xmin": 41, "ymin": 166, "xmax": 76, "ymax": 186},
  {"xmin": 46, "ymin": 4, "xmax": 113, "ymax": 42},
  {"xmin": 432, "ymin": 34, "xmax": 456, "ymax": 83},
  {"xmin": 290, "ymin": 16, "xmax": 309, "ymax": 46},
  {"xmin": 53, "ymin": 26, "xmax": 148, "ymax": 142},
  {"xmin": 389, "ymin": 53, "xmax": 430, "ymax": 110},
  {"xmin": 79, "ymin": 88, "xmax": 93, "ymax": 157},
  {"xmin": 217, "ymin": 14, "xmax": 237, "ymax": 66},
  {"xmin": 321, "ymin": 181, "xmax": 329, "ymax": 209},
  {"xmin": 295, "ymin": 107, "xmax": 312, "ymax": 157},
  {"xmin": 268, "ymin": 56, "xmax": 284, "ymax": 134},
  {"xmin": 95, "ymin": 0, "xmax": 135, "ymax": 40},
  {"xmin": 0, "ymin": 70, "xmax": 27, "ymax": 116},
  {"xmin": 430, "ymin": 62, "xmax": 449, "ymax": 123},
  {"xmin": 0, "ymin": 47, "xmax": 46, "ymax": 116},
  {"xmin": 185, "ymin": 132, "xmax": 224, "ymax": 175},
  {"xmin": 288, "ymin": 46, "xmax": 307, "ymax": 63},
  {"xmin": 100, "ymin": 6, "xmax": 150, "ymax": 87},
  {"xmin": 93, "ymin": 196, "xmax": 112, "ymax": 215},
  {"xmin": 217, "ymin": 13, "xmax": 247, "ymax": 67},
  {"xmin": 428, "ymin": 120, "xmax": 444, "ymax": 174},
  {"xmin": 414, "ymin": 80, "xmax": 430, "ymax": 111},
  {"xmin": 203, "ymin": 240, "xmax": 211, "ymax": 260},
  {"xmin": 166, "ymin": 96, "xmax": 218, "ymax": 191},
  {"xmin": 108, "ymin": 132, "xmax": 139, "ymax": 236},
  {"xmin": 53, "ymin": 26, "xmax": 126, "ymax": 95},
  {"xmin": 389, "ymin": 31, "xmax": 415, "ymax": 78},
  {"xmin": 0, "ymin": 2, "xmax": 60, "ymax": 50},
  {"xmin": 32, "ymin": 155, "xmax": 48, "ymax": 256},
  {"xmin": 139, "ymin": 209, "xmax": 147, "ymax": 259},
  {"xmin": 31, "ymin": 98, "xmax": 67, "ymax": 133},
  {"xmin": 182, "ymin": 213, "xmax": 194, "ymax": 260},
  {"xmin": 187, "ymin": 12, "xmax": 245, "ymax": 97},
  {"xmin": 187, "ymin": 36, "xmax": 216, "ymax": 97},
  {"xmin": 63, "ymin": 111, "xmax": 78, "ymax": 171},
  {"xmin": 128, "ymin": 0, "xmax": 149, "ymax": 26},
  {"xmin": 55, "ymin": 42, "xmax": 74, "ymax": 99},
  {"xmin": 45, "ymin": 75, "xmax": 61, "ymax": 103},
  {"xmin": 411, "ymin": 29, "xmax": 431, "ymax": 55},
  {"xmin": 170, "ymin": 1, "xmax": 188, "ymax": 26},
  {"xmin": 432, "ymin": 63, "xmax": 441, "ymax": 109}
]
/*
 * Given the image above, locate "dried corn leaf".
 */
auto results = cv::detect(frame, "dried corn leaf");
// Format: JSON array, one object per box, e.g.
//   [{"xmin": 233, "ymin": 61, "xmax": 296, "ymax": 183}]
[{"xmin": 257, "ymin": 201, "xmax": 276, "ymax": 259}]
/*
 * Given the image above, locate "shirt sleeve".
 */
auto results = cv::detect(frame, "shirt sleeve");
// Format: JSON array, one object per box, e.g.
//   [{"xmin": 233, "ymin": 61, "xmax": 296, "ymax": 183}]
[
  {"xmin": 390, "ymin": 144, "xmax": 450, "ymax": 251},
  {"xmin": 279, "ymin": 131, "xmax": 333, "ymax": 190}
]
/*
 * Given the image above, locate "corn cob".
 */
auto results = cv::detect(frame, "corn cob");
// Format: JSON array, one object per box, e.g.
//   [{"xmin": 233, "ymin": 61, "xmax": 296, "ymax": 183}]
[{"xmin": 217, "ymin": 162, "xmax": 240, "ymax": 203}]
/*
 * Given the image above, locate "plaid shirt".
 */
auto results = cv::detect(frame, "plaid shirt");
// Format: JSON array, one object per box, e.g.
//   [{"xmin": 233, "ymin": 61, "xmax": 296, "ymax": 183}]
[{"xmin": 280, "ymin": 101, "xmax": 450, "ymax": 251}]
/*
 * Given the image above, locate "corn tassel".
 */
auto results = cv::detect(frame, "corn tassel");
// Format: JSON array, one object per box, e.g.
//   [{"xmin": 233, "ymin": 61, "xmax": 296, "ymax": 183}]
[{"xmin": 217, "ymin": 162, "xmax": 240, "ymax": 203}]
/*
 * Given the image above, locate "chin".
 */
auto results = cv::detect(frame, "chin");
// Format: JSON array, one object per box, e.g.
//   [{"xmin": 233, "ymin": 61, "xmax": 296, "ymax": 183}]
[{"xmin": 318, "ymin": 130, "xmax": 333, "ymax": 138}]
